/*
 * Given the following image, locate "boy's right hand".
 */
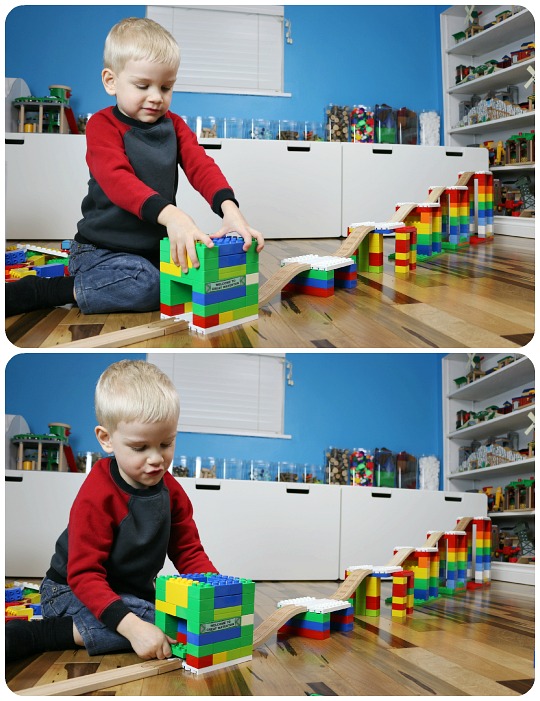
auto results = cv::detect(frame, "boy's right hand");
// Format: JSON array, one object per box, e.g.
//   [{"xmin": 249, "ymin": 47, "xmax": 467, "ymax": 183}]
[
  {"xmin": 117, "ymin": 613, "xmax": 176, "ymax": 660},
  {"xmin": 158, "ymin": 204, "xmax": 213, "ymax": 274}
]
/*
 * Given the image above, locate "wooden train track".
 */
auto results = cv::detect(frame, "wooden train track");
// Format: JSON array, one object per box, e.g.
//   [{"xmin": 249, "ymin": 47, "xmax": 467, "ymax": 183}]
[
  {"xmin": 258, "ymin": 261, "xmax": 312, "ymax": 306},
  {"xmin": 252, "ymin": 603, "xmax": 309, "ymax": 647}
]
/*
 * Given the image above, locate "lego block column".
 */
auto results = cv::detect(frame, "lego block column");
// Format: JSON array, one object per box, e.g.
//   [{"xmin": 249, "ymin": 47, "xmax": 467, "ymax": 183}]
[
  {"xmin": 439, "ymin": 530, "xmax": 468, "ymax": 593},
  {"xmin": 394, "ymin": 547, "xmax": 438, "ymax": 602},
  {"xmin": 441, "ymin": 187, "xmax": 467, "ymax": 250},
  {"xmin": 160, "ymin": 236, "xmax": 259, "ymax": 334},
  {"xmin": 281, "ymin": 255, "xmax": 357, "ymax": 297},
  {"xmin": 471, "ymin": 516, "xmax": 492, "ymax": 586},
  {"xmin": 347, "ymin": 566, "xmax": 402, "ymax": 617},
  {"xmin": 391, "ymin": 570, "xmax": 414, "ymax": 619},
  {"xmin": 277, "ymin": 597, "xmax": 353, "ymax": 640},
  {"xmin": 155, "ymin": 573, "xmax": 255, "ymax": 675},
  {"xmin": 393, "ymin": 226, "xmax": 417, "ymax": 274},
  {"xmin": 471, "ymin": 171, "xmax": 494, "ymax": 242}
]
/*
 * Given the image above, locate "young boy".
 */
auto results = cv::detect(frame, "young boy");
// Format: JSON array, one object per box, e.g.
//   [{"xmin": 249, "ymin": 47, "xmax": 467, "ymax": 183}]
[
  {"xmin": 5, "ymin": 360, "xmax": 218, "ymax": 662},
  {"xmin": 6, "ymin": 17, "xmax": 264, "ymax": 317}
]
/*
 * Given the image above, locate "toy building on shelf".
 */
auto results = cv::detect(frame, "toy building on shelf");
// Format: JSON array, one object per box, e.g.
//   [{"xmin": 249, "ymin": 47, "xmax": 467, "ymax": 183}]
[{"xmin": 11, "ymin": 422, "xmax": 77, "ymax": 472}]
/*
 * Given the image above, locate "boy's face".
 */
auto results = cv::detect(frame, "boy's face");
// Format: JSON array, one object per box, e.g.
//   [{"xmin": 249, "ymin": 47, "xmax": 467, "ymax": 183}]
[
  {"xmin": 95, "ymin": 418, "xmax": 178, "ymax": 489},
  {"xmin": 102, "ymin": 58, "xmax": 177, "ymax": 123}
]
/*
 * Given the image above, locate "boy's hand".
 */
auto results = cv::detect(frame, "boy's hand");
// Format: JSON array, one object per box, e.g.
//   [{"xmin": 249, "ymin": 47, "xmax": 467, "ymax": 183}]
[
  {"xmin": 158, "ymin": 204, "xmax": 214, "ymax": 273},
  {"xmin": 117, "ymin": 613, "xmax": 176, "ymax": 660},
  {"xmin": 213, "ymin": 201, "xmax": 265, "ymax": 253}
]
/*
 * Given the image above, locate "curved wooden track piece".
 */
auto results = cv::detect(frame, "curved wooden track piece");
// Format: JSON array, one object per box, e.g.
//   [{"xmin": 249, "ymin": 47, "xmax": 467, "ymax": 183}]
[
  {"xmin": 258, "ymin": 261, "xmax": 312, "ymax": 306},
  {"xmin": 455, "ymin": 171, "xmax": 475, "ymax": 186},
  {"xmin": 329, "ymin": 567, "xmax": 373, "ymax": 601},
  {"xmin": 333, "ymin": 224, "xmax": 373, "ymax": 258},
  {"xmin": 386, "ymin": 547, "xmax": 416, "ymax": 567},
  {"xmin": 455, "ymin": 516, "xmax": 473, "ymax": 532},
  {"xmin": 253, "ymin": 603, "xmax": 308, "ymax": 647}
]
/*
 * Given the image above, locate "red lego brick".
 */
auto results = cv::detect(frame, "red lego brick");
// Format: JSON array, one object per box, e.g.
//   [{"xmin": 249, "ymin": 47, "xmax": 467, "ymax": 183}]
[
  {"xmin": 192, "ymin": 313, "xmax": 220, "ymax": 329},
  {"xmin": 160, "ymin": 302, "xmax": 186, "ymax": 316},
  {"xmin": 395, "ymin": 240, "xmax": 410, "ymax": 254},
  {"xmin": 185, "ymin": 654, "xmax": 214, "ymax": 669}
]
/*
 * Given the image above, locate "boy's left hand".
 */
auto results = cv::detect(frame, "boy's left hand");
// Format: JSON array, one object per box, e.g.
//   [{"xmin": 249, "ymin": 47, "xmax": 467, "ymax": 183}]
[{"xmin": 213, "ymin": 201, "xmax": 265, "ymax": 253}]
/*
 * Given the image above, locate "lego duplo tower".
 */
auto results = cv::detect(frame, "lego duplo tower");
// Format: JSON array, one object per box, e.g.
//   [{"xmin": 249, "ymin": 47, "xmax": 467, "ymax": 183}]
[
  {"xmin": 160, "ymin": 236, "xmax": 259, "ymax": 333},
  {"xmin": 155, "ymin": 573, "xmax": 255, "ymax": 674}
]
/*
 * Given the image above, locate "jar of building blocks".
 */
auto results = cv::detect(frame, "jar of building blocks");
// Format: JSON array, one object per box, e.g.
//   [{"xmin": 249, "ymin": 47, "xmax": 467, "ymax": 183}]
[
  {"xmin": 223, "ymin": 117, "xmax": 245, "ymax": 139},
  {"xmin": 374, "ymin": 104, "xmax": 397, "ymax": 144},
  {"xmin": 395, "ymin": 451, "xmax": 418, "ymax": 489},
  {"xmin": 349, "ymin": 105, "xmax": 374, "ymax": 143},
  {"xmin": 172, "ymin": 455, "xmax": 194, "ymax": 478},
  {"xmin": 396, "ymin": 107, "xmax": 418, "ymax": 145},
  {"xmin": 277, "ymin": 120, "xmax": 300, "ymax": 140},
  {"xmin": 302, "ymin": 121, "xmax": 324, "ymax": 141},
  {"xmin": 325, "ymin": 104, "xmax": 350, "ymax": 141},
  {"xmin": 373, "ymin": 448, "xmax": 396, "ymax": 487},
  {"xmin": 249, "ymin": 459, "xmax": 277, "ymax": 481},
  {"xmin": 419, "ymin": 110, "xmax": 440, "ymax": 146},
  {"xmin": 278, "ymin": 461, "xmax": 301, "ymax": 482},
  {"xmin": 418, "ymin": 454, "xmax": 440, "ymax": 489},
  {"xmin": 302, "ymin": 464, "xmax": 325, "ymax": 483},
  {"xmin": 195, "ymin": 116, "xmax": 223, "ymax": 139},
  {"xmin": 195, "ymin": 455, "xmax": 220, "ymax": 479},
  {"xmin": 324, "ymin": 447, "xmax": 350, "ymax": 484},
  {"xmin": 222, "ymin": 458, "xmax": 246, "ymax": 480},
  {"xmin": 245, "ymin": 118, "xmax": 275, "ymax": 139}
]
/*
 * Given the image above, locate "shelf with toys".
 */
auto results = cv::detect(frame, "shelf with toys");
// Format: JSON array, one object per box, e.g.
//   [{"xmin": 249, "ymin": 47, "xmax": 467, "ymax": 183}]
[
  {"xmin": 442, "ymin": 352, "xmax": 534, "ymax": 583},
  {"xmin": 440, "ymin": 6, "xmax": 534, "ymax": 238}
]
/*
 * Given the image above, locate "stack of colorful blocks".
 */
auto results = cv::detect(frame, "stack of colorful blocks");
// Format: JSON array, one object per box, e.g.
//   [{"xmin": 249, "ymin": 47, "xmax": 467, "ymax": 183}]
[
  {"xmin": 5, "ymin": 584, "xmax": 41, "ymax": 621},
  {"xmin": 160, "ymin": 236, "xmax": 259, "ymax": 333},
  {"xmin": 155, "ymin": 573, "xmax": 255, "ymax": 674},
  {"xmin": 393, "ymin": 547, "xmax": 439, "ymax": 602},
  {"xmin": 5, "ymin": 244, "xmax": 70, "ymax": 282},
  {"xmin": 277, "ymin": 597, "xmax": 354, "ymax": 639},
  {"xmin": 281, "ymin": 254, "xmax": 357, "ymax": 297}
]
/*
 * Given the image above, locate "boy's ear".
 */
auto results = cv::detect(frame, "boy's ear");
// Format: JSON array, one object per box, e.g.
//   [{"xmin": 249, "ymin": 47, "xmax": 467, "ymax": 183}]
[
  {"xmin": 101, "ymin": 68, "xmax": 117, "ymax": 96},
  {"xmin": 95, "ymin": 425, "xmax": 114, "ymax": 453}
]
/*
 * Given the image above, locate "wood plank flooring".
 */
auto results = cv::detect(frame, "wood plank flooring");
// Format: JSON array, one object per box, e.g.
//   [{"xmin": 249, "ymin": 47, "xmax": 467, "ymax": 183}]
[
  {"xmin": 5, "ymin": 235, "xmax": 534, "ymax": 348},
  {"xmin": 6, "ymin": 579, "xmax": 534, "ymax": 696}
]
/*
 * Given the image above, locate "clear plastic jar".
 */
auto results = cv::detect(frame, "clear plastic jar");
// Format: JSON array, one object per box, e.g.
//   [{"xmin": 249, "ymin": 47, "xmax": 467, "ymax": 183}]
[
  {"xmin": 302, "ymin": 464, "xmax": 325, "ymax": 483},
  {"xmin": 302, "ymin": 121, "xmax": 324, "ymax": 141},
  {"xmin": 222, "ymin": 457, "xmax": 246, "ymax": 480},
  {"xmin": 223, "ymin": 117, "xmax": 245, "ymax": 139},
  {"xmin": 325, "ymin": 104, "xmax": 350, "ymax": 142},
  {"xmin": 249, "ymin": 459, "xmax": 277, "ymax": 481},
  {"xmin": 419, "ymin": 110, "xmax": 440, "ymax": 146},
  {"xmin": 196, "ymin": 116, "xmax": 223, "ymax": 139},
  {"xmin": 278, "ymin": 461, "xmax": 300, "ymax": 482},
  {"xmin": 195, "ymin": 456, "xmax": 220, "ymax": 479},
  {"xmin": 172, "ymin": 455, "xmax": 193, "ymax": 478},
  {"xmin": 245, "ymin": 118, "xmax": 275, "ymax": 140},
  {"xmin": 277, "ymin": 120, "xmax": 300, "ymax": 140},
  {"xmin": 396, "ymin": 107, "xmax": 418, "ymax": 145},
  {"xmin": 324, "ymin": 447, "xmax": 350, "ymax": 484},
  {"xmin": 374, "ymin": 104, "xmax": 397, "ymax": 144},
  {"xmin": 349, "ymin": 105, "xmax": 374, "ymax": 143}
]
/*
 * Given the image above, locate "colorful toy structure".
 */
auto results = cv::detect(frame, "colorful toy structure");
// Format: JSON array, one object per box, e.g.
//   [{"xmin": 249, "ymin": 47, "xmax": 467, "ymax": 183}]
[
  {"xmin": 5, "ymin": 243, "xmax": 70, "ymax": 283},
  {"xmin": 160, "ymin": 236, "xmax": 259, "ymax": 334},
  {"xmin": 155, "ymin": 573, "xmax": 255, "ymax": 674}
]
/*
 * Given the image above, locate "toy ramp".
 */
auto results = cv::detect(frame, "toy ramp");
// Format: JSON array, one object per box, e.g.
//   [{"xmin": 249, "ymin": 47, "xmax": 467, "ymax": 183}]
[
  {"xmin": 329, "ymin": 566, "xmax": 373, "ymax": 601},
  {"xmin": 258, "ymin": 261, "xmax": 312, "ymax": 306},
  {"xmin": 333, "ymin": 223, "xmax": 374, "ymax": 259},
  {"xmin": 253, "ymin": 603, "xmax": 309, "ymax": 647}
]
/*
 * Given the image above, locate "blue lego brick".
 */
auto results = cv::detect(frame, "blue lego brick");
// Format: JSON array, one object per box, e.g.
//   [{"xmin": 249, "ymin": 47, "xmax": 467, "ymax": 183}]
[
  {"xmin": 5, "ymin": 250, "xmax": 26, "ymax": 265},
  {"xmin": 29, "ymin": 604, "xmax": 42, "ymax": 615},
  {"xmin": 214, "ymin": 594, "xmax": 243, "ymax": 609},
  {"xmin": 34, "ymin": 263, "xmax": 66, "ymax": 278},
  {"xmin": 187, "ymin": 624, "xmax": 242, "ymax": 646},
  {"xmin": 192, "ymin": 286, "xmax": 247, "ymax": 306},
  {"xmin": 290, "ymin": 276, "xmax": 333, "ymax": 290},
  {"xmin": 287, "ymin": 618, "xmax": 330, "ymax": 632},
  {"xmin": 215, "ymin": 236, "xmax": 246, "ymax": 256},
  {"xmin": 177, "ymin": 618, "xmax": 187, "ymax": 635},
  {"xmin": 218, "ymin": 252, "xmax": 247, "ymax": 268},
  {"xmin": 5, "ymin": 587, "xmax": 24, "ymax": 602},
  {"xmin": 334, "ymin": 279, "xmax": 357, "ymax": 289}
]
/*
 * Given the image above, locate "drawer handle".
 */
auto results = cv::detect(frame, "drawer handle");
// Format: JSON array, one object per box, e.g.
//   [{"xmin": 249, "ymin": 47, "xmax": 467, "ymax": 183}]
[
  {"xmin": 287, "ymin": 146, "xmax": 310, "ymax": 153},
  {"xmin": 372, "ymin": 148, "xmax": 393, "ymax": 155},
  {"xmin": 444, "ymin": 496, "xmax": 462, "ymax": 502},
  {"xmin": 445, "ymin": 151, "xmax": 463, "ymax": 157},
  {"xmin": 202, "ymin": 144, "xmax": 222, "ymax": 150},
  {"xmin": 6, "ymin": 138, "xmax": 24, "ymax": 145},
  {"xmin": 286, "ymin": 487, "xmax": 310, "ymax": 494},
  {"xmin": 371, "ymin": 492, "xmax": 392, "ymax": 498},
  {"xmin": 195, "ymin": 483, "xmax": 221, "ymax": 491},
  {"xmin": 5, "ymin": 475, "xmax": 23, "ymax": 482}
]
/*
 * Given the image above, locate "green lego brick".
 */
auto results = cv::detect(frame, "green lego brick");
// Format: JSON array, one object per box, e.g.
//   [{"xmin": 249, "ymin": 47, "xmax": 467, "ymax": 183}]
[
  {"xmin": 188, "ymin": 583, "xmax": 215, "ymax": 602},
  {"xmin": 246, "ymin": 260, "xmax": 259, "ymax": 274},
  {"xmin": 154, "ymin": 610, "xmax": 178, "ymax": 639},
  {"xmin": 170, "ymin": 642, "xmax": 188, "ymax": 659},
  {"xmin": 156, "ymin": 576, "xmax": 168, "ymax": 601},
  {"xmin": 160, "ymin": 275, "xmax": 193, "ymax": 306},
  {"xmin": 225, "ymin": 644, "xmax": 253, "ymax": 661},
  {"xmin": 192, "ymin": 296, "xmax": 250, "ymax": 318},
  {"xmin": 232, "ymin": 304, "xmax": 258, "ymax": 320},
  {"xmin": 219, "ymin": 264, "xmax": 247, "ymax": 280}
]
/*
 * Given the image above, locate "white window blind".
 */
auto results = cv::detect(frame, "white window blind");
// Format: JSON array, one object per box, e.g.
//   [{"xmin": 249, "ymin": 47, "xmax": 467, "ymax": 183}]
[
  {"xmin": 147, "ymin": 5, "xmax": 286, "ymax": 96},
  {"xmin": 147, "ymin": 353, "xmax": 288, "ymax": 438}
]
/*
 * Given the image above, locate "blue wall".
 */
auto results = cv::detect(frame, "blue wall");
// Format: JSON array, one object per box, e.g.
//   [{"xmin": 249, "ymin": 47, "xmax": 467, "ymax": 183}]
[
  {"xmin": 5, "ymin": 4, "xmax": 446, "ymax": 124},
  {"xmin": 5, "ymin": 353, "xmax": 444, "ymax": 473}
]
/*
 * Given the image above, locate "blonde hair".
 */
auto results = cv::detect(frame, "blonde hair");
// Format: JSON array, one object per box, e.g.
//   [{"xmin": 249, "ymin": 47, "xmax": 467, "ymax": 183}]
[
  {"xmin": 95, "ymin": 360, "xmax": 180, "ymax": 432},
  {"xmin": 104, "ymin": 17, "xmax": 180, "ymax": 73}
]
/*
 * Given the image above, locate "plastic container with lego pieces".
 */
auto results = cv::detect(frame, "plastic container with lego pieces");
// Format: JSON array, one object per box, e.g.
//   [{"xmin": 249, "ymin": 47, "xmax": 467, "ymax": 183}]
[
  {"xmin": 324, "ymin": 104, "xmax": 350, "ymax": 142},
  {"xmin": 249, "ymin": 459, "xmax": 278, "ymax": 481},
  {"xmin": 171, "ymin": 455, "xmax": 194, "ymax": 478},
  {"xmin": 195, "ymin": 455, "xmax": 220, "ymax": 479},
  {"xmin": 302, "ymin": 121, "xmax": 324, "ymax": 141},
  {"xmin": 373, "ymin": 448, "xmax": 396, "ymax": 488},
  {"xmin": 374, "ymin": 104, "xmax": 396, "ymax": 144},
  {"xmin": 277, "ymin": 461, "xmax": 301, "ymax": 482},
  {"xmin": 223, "ymin": 117, "xmax": 245, "ymax": 139},
  {"xmin": 302, "ymin": 464, "xmax": 325, "ymax": 483},
  {"xmin": 277, "ymin": 119, "xmax": 300, "ymax": 141},
  {"xmin": 418, "ymin": 454, "xmax": 440, "ymax": 490},
  {"xmin": 349, "ymin": 105, "xmax": 374, "ymax": 143},
  {"xmin": 245, "ymin": 118, "xmax": 275, "ymax": 140},
  {"xmin": 396, "ymin": 107, "xmax": 418, "ymax": 145},
  {"xmin": 221, "ymin": 457, "xmax": 246, "ymax": 480},
  {"xmin": 195, "ymin": 116, "xmax": 223, "ymax": 139},
  {"xmin": 395, "ymin": 451, "xmax": 418, "ymax": 489},
  {"xmin": 419, "ymin": 110, "xmax": 440, "ymax": 146}
]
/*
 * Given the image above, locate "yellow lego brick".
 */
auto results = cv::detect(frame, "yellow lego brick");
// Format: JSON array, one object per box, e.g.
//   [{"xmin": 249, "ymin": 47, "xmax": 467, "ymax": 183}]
[
  {"xmin": 167, "ymin": 577, "xmax": 192, "ymax": 608},
  {"xmin": 214, "ymin": 606, "xmax": 242, "ymax": 621},
  {"xmin": 219, "ymin": 310, "xmax": 235, "ymax": 324},
  {"xmin": 156, "ymin": 599, "xmax": 177, "ymax": 616},
  {"xmin": 212, "ymin": 651, "xmax": 228, "ymax": 665},
  {"xmin": 395, "ymin": 252, "xmax": 409, "ymax": 261},
  {"xmin": 29, "ymin": 254, "xmax": 46, "ymax": 266},
  {"xmin": 11, "ymin": 269, "xmax": 37, "ymax": 278},
  {"xmin": 161, "ymin": 261, "xmax": 182, "ymax": 278},
  {"xmin": 395, "ymin": 232, "xmax": 410, "ymax": 241}
]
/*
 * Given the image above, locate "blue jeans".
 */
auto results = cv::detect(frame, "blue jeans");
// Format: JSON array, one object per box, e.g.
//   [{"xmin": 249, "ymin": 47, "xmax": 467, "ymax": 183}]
[
  {"xmin": 40, "ymin": 577, "xmax": 156, "ymax": 656},
  {"xmin": 68, "ymin": 241, "xmax": 160, "ymax": 314}
]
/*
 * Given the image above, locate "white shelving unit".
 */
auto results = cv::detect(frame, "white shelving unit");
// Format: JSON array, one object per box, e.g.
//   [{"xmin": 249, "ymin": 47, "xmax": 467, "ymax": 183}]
[
  {"xmin": 442, "ymin": 353, "xmax": 535, "ymax": 585},
  {"xmin": 440, "ymin": 6, "xmax": 535, "ymax": 239}
]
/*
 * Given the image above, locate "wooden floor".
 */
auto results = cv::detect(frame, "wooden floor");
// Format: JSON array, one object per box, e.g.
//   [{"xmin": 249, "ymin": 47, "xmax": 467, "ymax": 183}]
[
  {"xmin": 6, "ymin": 579, "xmax": 534, "ymax": 696},
  {"xmin": 6, "ymin": 234, "xmax": 534, "ymax": 349}
]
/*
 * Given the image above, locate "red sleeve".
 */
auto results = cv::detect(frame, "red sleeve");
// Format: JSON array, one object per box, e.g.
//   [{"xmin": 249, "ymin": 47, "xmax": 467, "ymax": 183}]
[
  {"xmin": 171, "ymin": 113, "xmax": 235, "ymax": 211},
  {"xmin": 165, "ymin": 473, "xmax": 218, "ymax": 575},
  {"xmin": 66, "ymin": 462, "xmax": 127, "ymax": 620},
  {"xmin": 84, "ymin": 108, "xmax": 159, "ymax": 220}
]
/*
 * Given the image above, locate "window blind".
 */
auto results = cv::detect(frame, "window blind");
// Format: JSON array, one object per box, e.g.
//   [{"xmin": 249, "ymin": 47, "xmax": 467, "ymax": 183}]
[
  {"xmin": 147, "ymin": 353, "xmax": 287, "ymax": 438},
  {"xmin": 147, "ymin": 5, "xmax": 285, "ymax": 95}
]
